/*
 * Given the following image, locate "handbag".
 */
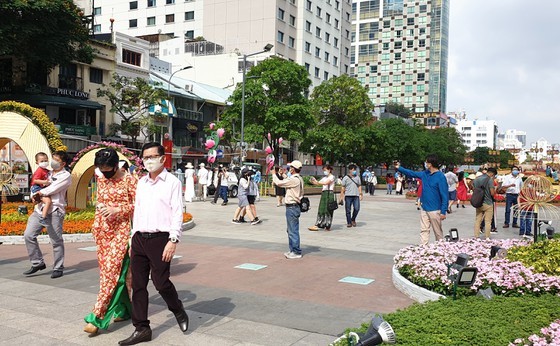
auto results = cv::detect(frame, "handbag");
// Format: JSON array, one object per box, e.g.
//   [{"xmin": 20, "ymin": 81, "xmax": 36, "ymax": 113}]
[{"xmin": 327, "ymin": 182, "xmax": 338, "ymax": 212}]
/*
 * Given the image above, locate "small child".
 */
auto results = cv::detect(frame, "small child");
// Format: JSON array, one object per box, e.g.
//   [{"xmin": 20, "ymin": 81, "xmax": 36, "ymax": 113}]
[{"xmin": 31, "ymin": 152, "xmax": 52, "ymax": 226}]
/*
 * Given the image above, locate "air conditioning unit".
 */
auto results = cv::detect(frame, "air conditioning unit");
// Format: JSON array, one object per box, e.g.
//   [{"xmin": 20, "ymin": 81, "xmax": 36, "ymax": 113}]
[{"xmin": 185, "ymin": 84, "xmax": 193, "ymax": 92}]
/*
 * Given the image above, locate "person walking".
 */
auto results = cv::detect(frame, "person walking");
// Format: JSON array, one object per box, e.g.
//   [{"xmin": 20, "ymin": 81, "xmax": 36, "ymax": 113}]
[
  {"xmin": 271, "ymin": 161, "xmax": 304, "ymax": 259},
  {"xmin": 367, "ymin": 171, "xmax": 377, "ymax": 196},
  {"xmin": 362, "ymin": 168, "xmax": 371, "ymax": 195},
  {"xmin": 444, "ymin": 166, "xmax": 458, "ymax": 213},
  {"xmin": 456, "ymin": 171, "xmax": 468, "ymax": 208},
  {"xmin": 23, "ymin": 150, "xmax": 71, "ymax": 279},
  {"xmin": 501, "ymin": 166, "xmax": 522, "ymax": 229},
  {"xmin": 197, "ymin": 163, "xmax": 209, "ymax": 201},
  {"xmin": 118, "ymin": 142, "xmax": 188, "ymax": 346},
  {"xmin": 473, "ymin": 167, "xmax": 497, "ymax": 240},
  {"xmin": 308, "ymin": 164, "xmax": 336, "ymax": 231},
  {"xmin": 395, "ymin": 155, "xmax": 448, "ymax": 245},
  {"xmin": 340, "ymin": 164, "xmax": 363, "ymax": 228},
  {"xmin": 84, "ymin": 149, "xmax": 137, "ymax": 335},
  {"xmin": 183, "ymin": 162, "xmax": 196, "ymax": 203},
  {"xmin": 218, "ymin": 166, "xmax": 230, "ymax": 206},
  {"xmin": 232, "ymin": 168, "xmax": 259, "ymax": 225}
]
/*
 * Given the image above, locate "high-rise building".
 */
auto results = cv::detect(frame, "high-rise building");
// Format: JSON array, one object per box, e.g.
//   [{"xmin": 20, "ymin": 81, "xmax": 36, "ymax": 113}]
[
  {"xmin": 455, "ymin": 119, "xmax": 498, "ymax": 152},
  {"xmin": 76, "ymin": 0, "xmax": 353, "ymax": 88},
  {"xmin": 351, "ymin": 0, "xmax": 450, "ymax": 113}
]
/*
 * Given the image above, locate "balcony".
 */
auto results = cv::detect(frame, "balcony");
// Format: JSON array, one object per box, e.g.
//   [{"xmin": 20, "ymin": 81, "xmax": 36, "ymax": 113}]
[
  {"xmin": 58, "ymin": 75, "xmax": 83, "ymax": 91},
  {"xmin": 176, "ymin": 108, "xmax": 203, "ymax": 122}
]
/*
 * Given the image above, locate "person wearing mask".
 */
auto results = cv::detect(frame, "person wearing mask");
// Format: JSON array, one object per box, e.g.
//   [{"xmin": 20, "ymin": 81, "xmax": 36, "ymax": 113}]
[
  {"xmin": 232, "ymin": 168, "xmax": 260, "ymax": 225},
  {"xmin": 118, "ymin": 142, "xmax": 188, "ymax": 345},
  {"xmin": 339, "ymin": 164, "xmax": 362, "ymax": 228},
  {"xmin": 501, "ymin": 166, "xmax": 522, "ymax": 229},
  {"xmin": 271, "ymin": 161, "xmax": 304, "ymax": 259},
  {"xmin": 395, "ymin": 155, "xmax": 448, "ymax": 245},
  {"xmin": 386, "ymin": 173, "xmax": 395, "ymax": 194},
  {"xmin": 84, "ymin": 149, "xmax": 137, "ymax": 335},
  {"xmin": 23, "ymin": 151, "xmax": 72, "ymax": 279},
  {"xmin": 218, "ymin": 167, "xmax": 230, "ymax": 206},
  {"xmin": 473, "ymin": 167, "xmax": 498, "ymax": 240},
  {"xmin": 274, "ymin": 166, "xmax": 287, "ymax": 207},
  {"xmin": 367, "ymin": 171, "xmax": 377, "ymax": 196},
  {"xmin": 444, "ymin": 166, "xmax": 458, "ymax": 213},
  {"xmin": 308, "ymin": 164, "xmax": 336, "ymax": 231}
]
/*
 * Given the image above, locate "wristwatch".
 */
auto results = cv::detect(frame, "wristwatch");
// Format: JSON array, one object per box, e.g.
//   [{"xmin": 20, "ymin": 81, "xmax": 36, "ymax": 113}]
[{"xmin": 169, "ymin": 237, "xmax": 179, "ymax": 243}]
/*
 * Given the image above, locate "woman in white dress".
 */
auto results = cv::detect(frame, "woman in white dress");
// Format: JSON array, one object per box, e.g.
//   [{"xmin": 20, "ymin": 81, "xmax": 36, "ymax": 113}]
[{"xmin": 184, "ymin": 162, "xmax": 196, "ymax": 202}]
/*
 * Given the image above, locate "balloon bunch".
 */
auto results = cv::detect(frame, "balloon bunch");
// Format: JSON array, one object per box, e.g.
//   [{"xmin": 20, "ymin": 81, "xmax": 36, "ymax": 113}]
[
  {"xmin": 265, "ymin": 132, "xmax": 283, "ymax": 175},
  {"xmin": 205, "ymin": 123, "xmax": 225, "ymax": 164}
]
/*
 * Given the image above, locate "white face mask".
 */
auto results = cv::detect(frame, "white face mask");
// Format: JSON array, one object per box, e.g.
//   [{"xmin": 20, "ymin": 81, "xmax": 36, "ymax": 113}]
[
  {"xmin": 50, "ymin": 160, "xmax": 62, "ymax": 170},
  {"xmin": 424, "ymin": 162, "xmax": 429, "ymax": 170},
  {"xmin": 323, "ymin": 171, "xmax": 329, "ymax": 175},
  {"xmin": 38, "ymin": 162, "xmax": 49, "ymax": 169},
  {"xmin": 144, "ymin": 158, "xmax": 164, "ymax": 173}
]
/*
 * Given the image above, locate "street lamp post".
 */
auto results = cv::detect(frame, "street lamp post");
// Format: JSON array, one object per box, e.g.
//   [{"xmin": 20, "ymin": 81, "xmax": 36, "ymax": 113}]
[
  {"xmin": 240, "ymin": 43, "xmax": 273, "ymax": 162},
  {"xmin": 165, "ymin": 66, "xmax": 192, "ymax": 144}
]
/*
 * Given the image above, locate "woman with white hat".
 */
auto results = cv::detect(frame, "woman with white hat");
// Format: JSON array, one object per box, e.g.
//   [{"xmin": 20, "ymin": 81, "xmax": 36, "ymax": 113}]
[
  {"xmin": 198, "ymin": 163, "xmax": 209, "ymax": 201},
  {"xmin": 184, "ymin": 162, "xmax": 196, "ymax": 202}
]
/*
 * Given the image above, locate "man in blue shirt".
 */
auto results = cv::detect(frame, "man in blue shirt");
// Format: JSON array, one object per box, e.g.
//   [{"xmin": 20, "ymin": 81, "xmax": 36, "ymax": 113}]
[{"xmin": 395, "ymin": 154, "xmax": 448, "ymax": 245}]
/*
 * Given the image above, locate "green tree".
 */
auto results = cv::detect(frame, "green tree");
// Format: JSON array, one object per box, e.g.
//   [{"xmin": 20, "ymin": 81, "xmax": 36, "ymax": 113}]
[
  {"xmin": 420, "ymin": 127, "xmax": 467, "ymax": 166},
  {"xmin": 471, "ymin": 147, "xmax": 492, "ymax": 165},
  {"xmin": 0, "ymin": 0, "xmax": 94, "ymax": 75},
  {"xmin": 301, "ymin": 75, "xmax": 374, "ymax": 164},
  {"xmin": 499, "ymin": 150, "xmax": 515, "ymax": 168},
  {"xmin": 97, "ymin": 73, "xmax": 167, "ymax": 147},
  {"xmin": 219, "ymin": 57, "xmax": 313, "ymax": 159},
  {"xmin": 385, "ymin": 101, "xmax": 412, "ymax": 118}
]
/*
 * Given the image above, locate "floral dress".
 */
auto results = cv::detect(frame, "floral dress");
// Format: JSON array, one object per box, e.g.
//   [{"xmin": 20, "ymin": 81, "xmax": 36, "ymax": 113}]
[{"xmin": 85, "ymin": 173, "xmax": 137, "ymax": 330}]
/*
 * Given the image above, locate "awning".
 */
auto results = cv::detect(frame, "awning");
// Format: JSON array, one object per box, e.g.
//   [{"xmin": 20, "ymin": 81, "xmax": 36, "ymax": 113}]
[
  {"xmin": 148, "ymin": 99, "xmax": 176, "ymax": 117},
  {"xmin": 0, "ymin": 94, "xmax": 103, "ymax": 110}
]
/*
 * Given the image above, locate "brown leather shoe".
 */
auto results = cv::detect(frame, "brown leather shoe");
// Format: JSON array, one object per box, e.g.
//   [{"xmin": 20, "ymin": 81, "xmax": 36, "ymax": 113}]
[
  {"xmin": 351, "ymin": 221, "xmax": 357, "ymax": 227},
  {"xmin": 118, "ymin": 329, "xmax": 152, "ymax": 345},
  {"xmin": 83, "ymin": 323, "xmax": 98, "ymax": 335}
]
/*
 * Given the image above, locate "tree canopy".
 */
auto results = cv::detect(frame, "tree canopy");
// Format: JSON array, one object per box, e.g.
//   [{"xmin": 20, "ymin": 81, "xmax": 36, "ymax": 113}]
[
  {"xmin": 301, "ymin": 74, "xmax": 374, "ymax": 164},
  {"xmin": 385, "ymin": 101, "xmax": 412, "ymax": 118},
  {"xmin": 0, "ymin": 0, "xmax": 95, "ymax": 74},
  {"xmin": 219, "ymin": 56, "xmax": 314, "ymax": 158}
]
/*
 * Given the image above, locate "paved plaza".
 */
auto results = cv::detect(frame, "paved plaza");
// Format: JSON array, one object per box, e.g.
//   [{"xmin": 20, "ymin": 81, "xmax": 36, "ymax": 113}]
[{"xmin": 0, "ymin": 194, "xmax": 515, "ymax": 345}]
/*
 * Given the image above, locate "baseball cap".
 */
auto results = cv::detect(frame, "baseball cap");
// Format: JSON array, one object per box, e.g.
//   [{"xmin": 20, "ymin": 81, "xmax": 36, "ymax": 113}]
[{"xmin": 289, "ymin": 160, "xmax": 303, "ymax": 169}]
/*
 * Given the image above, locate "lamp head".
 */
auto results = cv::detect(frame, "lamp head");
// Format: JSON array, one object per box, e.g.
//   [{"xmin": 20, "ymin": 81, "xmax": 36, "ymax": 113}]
[
  {"xmin": 263, "ymin": 43, "xmax": 274, "ymax": 52},
  {"xmin": 449, "ymin": 228, "xmax": 459, "ymax": 242},
  {"xmin": 358, "ymin": 314, "xmax": 396, "ymax": 345}
]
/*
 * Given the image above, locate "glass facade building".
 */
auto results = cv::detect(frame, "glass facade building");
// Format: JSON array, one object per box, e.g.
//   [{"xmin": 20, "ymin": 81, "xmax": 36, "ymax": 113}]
[{"xmin": 351, "ymin": 0, "xmax": 450, "ymax": 113}]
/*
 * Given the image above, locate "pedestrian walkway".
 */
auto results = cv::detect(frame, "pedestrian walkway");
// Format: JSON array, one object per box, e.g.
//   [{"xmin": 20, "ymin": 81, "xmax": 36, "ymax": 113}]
[{"xmin": 0, "ymin": 194, "xmax": 515, "ymax": 345}]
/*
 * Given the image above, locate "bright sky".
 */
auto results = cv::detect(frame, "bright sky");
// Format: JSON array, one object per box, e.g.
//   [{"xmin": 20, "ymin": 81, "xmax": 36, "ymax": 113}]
[{"xmin": 447, "ymin": 0, "xmax": 560, "ymax": 146}]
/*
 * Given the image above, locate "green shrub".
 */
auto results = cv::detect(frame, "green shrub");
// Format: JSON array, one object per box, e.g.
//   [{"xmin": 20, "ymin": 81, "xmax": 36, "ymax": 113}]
[
  {"xmin": 507, "ymin": 239, "xmax": 560, "ymax": 276},
  {"xmin": 335, "ymin": 295, "xmax": 560, "ymax": 346}
]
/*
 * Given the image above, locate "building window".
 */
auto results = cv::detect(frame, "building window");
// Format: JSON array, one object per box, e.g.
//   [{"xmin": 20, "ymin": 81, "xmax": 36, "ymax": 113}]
[
  {"xmin": 129, "ymin": 19, "xmax": 138, "ymax": 28},
  {"xmin": 305, "ymin": 41, "xmax": 311, "ymax": 52},
  {"xmin": 417, "ymin": 84, "xmax": 425, "ymax": 92},
  {"xmin": 370, "ymin": 65, "xmax": 377, "ymax": 73},
  {"xmin": 382, "ymin": 42, "xmax": 389, "ymax": 50},
  {"xmin": 278, "ymin": 8, "xmax": 285, "ymax": 20},
  {"xmin": 407, "ymin": 40, "xmax": 414, "ymax": 48},
  {"xmin": 315, "ymin": 67, "xmax": 320, "ymax": 77},
  {"xmin": 306, "ymin": 0, "xmax": 312, "ymax": 11},
  {"xmin": 394, "ymin": 41, "xmax": 402, "ymax": 49},
  {"xmin": 185, "ymin": 30, "xmax": 194, "ymax": 39},
  {"xmin": 90, "ymin": 68, "xmax": 103, "ymax": 84},
  {"xmin": 289, "ymin": 15, "xmax": 296, "ymax": 26},
  {"xmin": 381, "ymin": 75, "xmax": 389, "ymax": 83},
  {"xmin": 93, "ymin": 7, "xmax": 101, "ymax": 15},
  {"xmin": 185, "ymin": 11, "xmax": 194, "ymax": 20},
  {"xmin": 395, "ymin": 52, "xmax": 401, "ymax": 60},
  {"xmin": 316, "ymin": 6, "xmax": 322, "ymax": 17},
  {"xmin": 334, "ymin": 18, "xmax": 339, "ymax": 28},
  {"xmin": 166, "ymin": 14, "xmax": 175, "ymax": 23},
  {"xmin": 326, "ymin": 13, "xmax": 331, "ymax": 23},
  {"xmin": 147, "ymin": 0, "xmax": 156, "ymax": 7},
  {"xmin": 407, "ymin": 17, "xmax": 414, "ymax": 25},
  {"xmin": 419, "ymin": 39, "xmax": 426, "ymax": 48},
  {"xmin": 333, "ymin": 37, "xmax": 338, "ymax": 47},
  {"xmin": 324, "ymin": 71, "xmax": 329, "ymax": 80},
  {"xmin": 324, "ymin": 51, "xmax": 329, "ymax": 62},
  {"xmin": 393, "ymin": 75, "xmax": 401, "ymax": 82},
  {"xmin": 166, "ymin": 0, "xmax": 175, "ymax": 3},
  {"xmin": 93, "ymin": 24, "xmax": 101, "ymax": 32},
  {"xmin": 420, "ymin": 4, "xmax": 427, "ymax": 12},
  {"xmin": 333, "ymin": 56, "xmax": 338, "ymax": 66},
  {"xmin": 129, "ymin": 1, "xmax": 138, "ymax": 9},
  {"xmin": 325, "ymin": 32, "xmax": 330, "ymax": 43},
  {"xmin": 288, "ymin": 36, "xmax": 295, "ymax": 48},
  {"xmin": 147, "ymin": 16, "xmax": 155, "ymax": 25},
  {"xmin": 277, "ymin": 31, "xmax": 284, "ymax": 43},
  {"xmin": 417, "ymin": 73, "xmax": 425, "ymax": 81},
  {"xmin": 305, "ymin": 21, "xmax": 311, "ymax": 32},
  {"xmin": 304, "ymin": 63, "xmax": 310, "ymax": 72},
  {"xmin": 122, "ymin": 49, "xmax": 142, "ymax": 66},
  {"xmin": 315, "ymin": 27, "xmax": 321, "ymax": 38},
  {"xmin": 315, "ymin": 47, "xmax": 320, "ymax": 57}
]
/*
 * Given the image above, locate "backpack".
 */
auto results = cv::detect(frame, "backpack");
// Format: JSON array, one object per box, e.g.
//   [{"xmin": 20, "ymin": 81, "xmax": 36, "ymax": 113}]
[
  {"xmin": 297, "ymin": 177, "xmax": 310, "ymax": 212},
  {"xmin": 470, "ymin": 177, "xmax": 490, "ymax": 208}
]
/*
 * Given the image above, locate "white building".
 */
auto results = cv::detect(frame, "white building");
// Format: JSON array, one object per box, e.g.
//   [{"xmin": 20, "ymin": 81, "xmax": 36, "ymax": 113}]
[
  {"xmin": 497, "ymin": 129, "xmax": 526, "ymax": 150},
  {"xmin": 76, "ymin": 0, "xmax": 353, "ymax": 89},
  {"xmin": 455, "ymin": 119, "xmax": 498, "ymax": 152}
]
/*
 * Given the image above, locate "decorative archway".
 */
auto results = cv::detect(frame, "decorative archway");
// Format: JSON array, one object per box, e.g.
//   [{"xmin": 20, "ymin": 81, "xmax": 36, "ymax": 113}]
[
  {"xmin": 0, "ymin": 101, "xmax": 66, "ymax": 172},
  {"xmin": 68, "ymin": 142, "xmax": 142, "ymax": 209}
]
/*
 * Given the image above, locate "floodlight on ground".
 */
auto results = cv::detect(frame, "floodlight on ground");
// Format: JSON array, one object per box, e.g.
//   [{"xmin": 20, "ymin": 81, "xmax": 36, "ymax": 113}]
[
  {"xmin": 356, "ymin": 314, "xmax": 396, "ymax": 345},
  {"xmin": 546, "ymin": 226, "xmax": 555, "ymax": 239},
  {"xmin": 489, "ymin": 245, "xmax": 508, "ymax": 259},
  {"xmin": 449, "ymin": 228, "xmax": 459, "ymax": 242},
  {"xmin": 456, "ymin": 267, "xmax": 478, "ymax": 287},
  {"xmin": 446, "ymin": 254, "xmax": 477, "ymax": 300}
]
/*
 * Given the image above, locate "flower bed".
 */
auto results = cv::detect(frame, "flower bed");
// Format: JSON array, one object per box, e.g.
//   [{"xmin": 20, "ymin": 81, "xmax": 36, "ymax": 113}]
[
  {"xmin": 511, "ymin": 320, "xmax": 560, "ymax": 346},
  {"xmin": 0, "ymin": 202, "xmax": 192, "ymax": 236},
  {"xmin": 394, "ymin": 238, "xmax": 560, "ymax": 297}
]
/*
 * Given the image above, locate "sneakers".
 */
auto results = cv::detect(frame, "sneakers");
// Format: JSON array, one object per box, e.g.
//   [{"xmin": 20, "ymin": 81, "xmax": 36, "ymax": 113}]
[
  {"xmin": 490, "ymin": 229, "xmax": 498, "ymax": 234},
  {"xmin": 221, "ymin": 202, "xmax": 228, "ymax": 206},
  {"xmin": 231, "ymin": 219, "xmax": 242, "ymax": 224},
  {"xmin": 523, "ymin": 233, "xmax": 534, "ymax": 239},
  {"xmin": 251, "ymin": 218, "xmax": 262, "ymax": 225},
  {"xmin": 284, "ymin": 251, "xmax": 302, "ymax": 259},
  {"xmin": 239, "ymin": 217, "xmax": 247, "ymax": 223}
]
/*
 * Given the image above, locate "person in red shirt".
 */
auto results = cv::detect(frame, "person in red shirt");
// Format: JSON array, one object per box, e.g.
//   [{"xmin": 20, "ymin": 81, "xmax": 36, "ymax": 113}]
[
  {"xmin": 31, "ymin": 152, "xmax": 52, "ymax": 226},
  {"xmin": 386, "ymin": 173, "xmax": 395, "ymax": 194}
]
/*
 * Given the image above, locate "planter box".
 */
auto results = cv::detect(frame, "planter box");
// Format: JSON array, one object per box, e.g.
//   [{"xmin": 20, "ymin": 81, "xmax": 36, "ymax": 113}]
[{"xmin": 392, "ymin": 266, "xmax": 445, "ymax": 303}]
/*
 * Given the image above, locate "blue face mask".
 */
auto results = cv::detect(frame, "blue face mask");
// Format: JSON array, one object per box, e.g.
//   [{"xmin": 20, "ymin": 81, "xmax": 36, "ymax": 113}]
[
  {"xmin": 287, "ymin": 172, "xmax": 292, "ymax": 177},
  {"xmin": 352, "ymin": 171, "xmax": 357, "ymax": 176},
  {"xmin": 323, "ymin": 171, "xmax": 329, "ymax": 175},
  {"xmin": 512, "ymin": 170, "xmax": 519, "ymax": 176}
]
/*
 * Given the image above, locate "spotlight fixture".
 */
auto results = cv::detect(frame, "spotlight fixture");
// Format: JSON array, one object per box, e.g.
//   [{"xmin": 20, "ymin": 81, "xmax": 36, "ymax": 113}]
[
  {"xmin": 489, "ymin": 246, "xmax": 508, "ymax": 259},
  {"xmin": 448, "ymin": 228, "xmax": 459, "ymax": 242},
  {"xmin": 357, "ymin": 314, "xmax": 397, "ymax": 345},
  {"xmin": 455, "ymin": 267, "xmax": 478, "ymax": 287},
  {"xmin": 447, "ymin": 253, "xmax": 478, "ymax": 299}
]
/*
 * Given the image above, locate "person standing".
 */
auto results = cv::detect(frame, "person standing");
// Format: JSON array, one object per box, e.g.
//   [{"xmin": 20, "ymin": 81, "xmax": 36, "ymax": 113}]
[
  {"xmin": 395, "ymin": 155, "xmax": 448, "ymax": 245},
  {"xmin": 473, "ymin": 167, "xmax": 497, "ymax": 240},
  {"xmin": 395, "ymin": 172, "xmax": 404, "ymax": 195},
  {"xmin": 218, "ymin": 167, "xmax": 230, "ymax": 206},
  {"xmin": 386, "ymin": 173, "xmax": 395, "ymax": 194},
  {"xmin": 339, "ymin": 164, "xmax": 362, "ymax": 228},
  {"xmin": 253, "ymin": 169, "xmax": 262, "ymax": 201},
  {"xmin": 23, "ymin": 150, "xmax": 71, "ymax": 279},
  {"xmin": 501, "ymin": 166, "xmax": 522, "ymax": 229},
  {"xmin": 456, "ymin": 171, "xmax": 468, "ymax": 208},
  {"xmin": 361, "ymin": 168, "xmax": 371, "ymax": 195},
  {"xmin": 271, "ymin": 161, "xmax": 304, "ymax": 259},
  {"xmin": 183, "ymin": 162, "xmax": 196, "ymax": 203},
  {"xmin": 197, "ymin": 163, "xmax": 209, "ymax": 201},
  {"xmin": 274, "ymin": 166, "xmax": 287, "ymax": 207},
  {"xmin": 118, "ymin": 142, "xmax": 188, "ymax": 346},
  {"xmin": 444, "ymin": 166, "xmax": 458, "ymax": 213},
  {"xmin": 308, "ymin": 164, "xmax": 336, "ymax": 231},
  {"xmin": 84, "ymin": 149, "xmax": 137, "ymax": 335},
  {"xmin": 367, "ymin": 171, "xmax": 377, "ymax": 196}
]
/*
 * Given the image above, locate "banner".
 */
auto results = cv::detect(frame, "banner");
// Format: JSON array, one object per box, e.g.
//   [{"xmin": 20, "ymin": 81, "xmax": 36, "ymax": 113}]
[{"xmin": 163, "ymin": 139, "xmax": 173, "ymax": 169}]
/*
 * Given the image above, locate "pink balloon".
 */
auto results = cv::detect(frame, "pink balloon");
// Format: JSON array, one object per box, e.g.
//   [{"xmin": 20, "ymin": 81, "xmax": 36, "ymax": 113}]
[
  {"xmin": 209, "ymin": 123, "xmax": 215, "ymax": 130},
  {"xmin": 265, "ymin": 146, "xmax": 273, "ymax": 154},
  {"xmin": 217, "ymin": 128, "xmax": 225, "ymax": 138}
]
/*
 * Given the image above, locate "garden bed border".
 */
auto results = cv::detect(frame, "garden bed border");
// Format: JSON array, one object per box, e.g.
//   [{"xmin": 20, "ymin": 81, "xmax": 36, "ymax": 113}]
[{"xmin": 392, "ymin": 265, "xmax": 445, "ymax": 303}]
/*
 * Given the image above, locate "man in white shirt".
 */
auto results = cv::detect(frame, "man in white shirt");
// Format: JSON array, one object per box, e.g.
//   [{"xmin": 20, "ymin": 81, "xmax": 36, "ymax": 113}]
[
  {"xmin": 23, "ymin": 151, "xmax": 72, "ymax": 279},
  {"xmin": 501, "ymin": 166, "xmax": 523, "ymax": 229},
  {"xmin": 444, "ymin": 167, "xmax": 458, "ymax": 213},
  {"xmin": 197, "ymin": 163, "xmax": 209, "ymax": 201},
  {"xmin": 119, "ymin": 142, "xmax": 188, "ymax": 345}
]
